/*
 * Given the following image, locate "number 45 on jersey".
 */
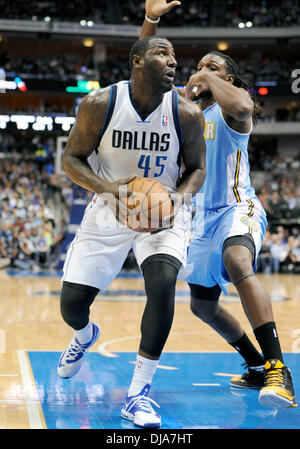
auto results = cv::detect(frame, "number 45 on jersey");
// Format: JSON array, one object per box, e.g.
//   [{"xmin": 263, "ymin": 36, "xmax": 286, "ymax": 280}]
[{"xmin": 138, "ymin": 155, "xmax": 167, "ymax": 178}]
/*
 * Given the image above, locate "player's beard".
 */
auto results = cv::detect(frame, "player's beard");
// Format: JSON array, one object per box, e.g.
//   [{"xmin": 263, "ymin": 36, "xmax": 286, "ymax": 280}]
[
  {"xmin": 151, "ymin": 73, "xmax": 173, "ymax": 95},
  {"xmin": 143, "ymin": 62, "xmax": 173, "ymax": 95}
]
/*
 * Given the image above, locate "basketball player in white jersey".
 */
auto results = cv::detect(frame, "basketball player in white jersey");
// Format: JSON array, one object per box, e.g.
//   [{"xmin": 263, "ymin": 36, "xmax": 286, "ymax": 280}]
[
  {"xmin": 57, "ymin": 36, "xmax": 206, "ymax": 428},
  {"xmin": 141, "ymin": 0, "xmax": 296, "ymax": 409}
]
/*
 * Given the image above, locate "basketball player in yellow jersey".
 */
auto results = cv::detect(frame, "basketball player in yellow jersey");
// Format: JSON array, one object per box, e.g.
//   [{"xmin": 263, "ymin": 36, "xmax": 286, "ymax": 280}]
[{"xmin": 57, "ymin": 36, "xmax": 206, "ymax": 428}]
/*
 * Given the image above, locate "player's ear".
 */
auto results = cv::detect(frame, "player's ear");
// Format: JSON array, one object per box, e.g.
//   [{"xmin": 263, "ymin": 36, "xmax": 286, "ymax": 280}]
[
  {"xmin": 132, "ymin": 54, "xmax": 143, "ymax": 71},
  {"xmin": 226, "ymin": 73, "xmax": 235, "ymax": 84}
]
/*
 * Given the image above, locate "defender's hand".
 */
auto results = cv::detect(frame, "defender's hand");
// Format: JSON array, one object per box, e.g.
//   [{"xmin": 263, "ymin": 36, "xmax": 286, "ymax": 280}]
[
  {"xmin": 146, "ymin": 0, "xmax": 181, "ymax": 20},
  {"xmin": 185, "ymin": 69, "xmax": 210, "ymax": 99}
]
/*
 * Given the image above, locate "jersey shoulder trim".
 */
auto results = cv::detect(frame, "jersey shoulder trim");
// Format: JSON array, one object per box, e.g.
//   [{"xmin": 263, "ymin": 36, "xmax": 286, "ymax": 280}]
[
  {"xmin": 171, "ymin": 89, "xmax": 184, "ymax": 147},
  {"xmin": 96, "ymin": 84, "xmax": 118, "ymax": 151},
  {"xmin": 100, "ymin": 83, "xmax": 117, "ymax": 138}
]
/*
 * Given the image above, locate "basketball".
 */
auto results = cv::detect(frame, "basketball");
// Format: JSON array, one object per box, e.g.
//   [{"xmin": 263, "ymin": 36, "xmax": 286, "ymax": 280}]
[{"xmin": 122, "ymin": 177, "xmax": 173, "ymax": 232}]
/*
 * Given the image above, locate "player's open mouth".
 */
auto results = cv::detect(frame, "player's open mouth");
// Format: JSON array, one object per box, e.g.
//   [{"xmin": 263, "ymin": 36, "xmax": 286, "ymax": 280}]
[{"xmin": 164, "ymin": 72, "xmax": 175, "ymax": 81}]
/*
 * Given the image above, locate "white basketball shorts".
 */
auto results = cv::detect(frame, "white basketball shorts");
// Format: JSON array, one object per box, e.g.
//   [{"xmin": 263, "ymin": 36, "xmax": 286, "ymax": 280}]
[{"xmin": 62, "ymin": 195, "xmax": 192, "ymax": 291}]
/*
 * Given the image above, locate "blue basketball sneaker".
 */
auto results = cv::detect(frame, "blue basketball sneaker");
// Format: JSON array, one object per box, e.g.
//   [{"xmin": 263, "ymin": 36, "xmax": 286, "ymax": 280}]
[
  {"xmin": 57, "ymin": 323, "xmax": 100, "ymax": 379},
  {"xmin": 121, "ymin": 384, "xmax": 161, "ymax": 428}
]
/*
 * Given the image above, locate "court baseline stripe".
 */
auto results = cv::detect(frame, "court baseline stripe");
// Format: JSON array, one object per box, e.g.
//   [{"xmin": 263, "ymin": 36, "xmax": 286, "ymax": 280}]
[{"xmin": 17, "ymin": 349, "xmax": 44, "ymax": 429}]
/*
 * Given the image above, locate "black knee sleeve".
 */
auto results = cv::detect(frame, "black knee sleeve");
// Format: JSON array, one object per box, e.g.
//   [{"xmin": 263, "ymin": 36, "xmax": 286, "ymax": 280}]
[
  {"xmin": 189, "ymin": 283, "xmax": 221, "ymax": 301},
  {"xmin": 222, "ymin": 233, "xmax": 256, "ymax": 261},
  {"xmin": 222, "ymin": 233, "xmax": 256, "ymax": 285},
  {"xmin": 60, "ymin": 281, "xmax": 99, "ymax": 330},
  {"xmin": 189, "ymin": 284, "xmax": 221, "ymax": 321},
  {"xmin": 139, "ymin": 254, "xmax": 181, "ymax": 358}
]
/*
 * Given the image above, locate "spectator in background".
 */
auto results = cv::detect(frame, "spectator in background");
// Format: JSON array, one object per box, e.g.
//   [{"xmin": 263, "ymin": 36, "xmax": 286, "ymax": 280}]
[
  {"xmin": 257, "ymin": 231, "xmax": 274, "ymax": 273},
  {"xmin": 266, "ymin": 191, "xmax": 288, "ymax": 220},
  {"xmin": 0, "ymin": 227, "xmax": 19, "ymax": 268},
  {"xmin": 13, "ymin": 230, "xmax": 35, "ymax": 271},
  {"xmin": 50, "ymin": 220, "xmax": 67, "ymax": 267},
  {"xmin": 0, "ymin": 158, "xmax": 68, "ymax": 270},
  {"xmin": 0, "ymin": 238, "xmax": 11, "ymax": 269},
  {"xmin": 281, "ymin": 236, "xmax": 300, "ymax": 273},
  {"xmin": 30, "ymin": 226, "xmax": 51, "ymax": 268},
  {"xmin": 269, "ymin": 233, "xmax": 289, "ymax": 273}
]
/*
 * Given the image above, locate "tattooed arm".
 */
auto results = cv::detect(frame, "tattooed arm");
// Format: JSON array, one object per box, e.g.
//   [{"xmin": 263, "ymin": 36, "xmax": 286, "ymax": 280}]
[{"xmin": 62, "ymin": 87, "xmax": 135, "ymax": 197}]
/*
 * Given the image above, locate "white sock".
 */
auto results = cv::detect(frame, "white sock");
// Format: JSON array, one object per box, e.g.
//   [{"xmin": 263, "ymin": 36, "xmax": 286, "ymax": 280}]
[
  {"xmin": 128, "ymin": 354, "xmax": 159, "ymax": 397},
  {"xmin": 74, "ymin": 322, "xmax": 93, "ymax": 344}
]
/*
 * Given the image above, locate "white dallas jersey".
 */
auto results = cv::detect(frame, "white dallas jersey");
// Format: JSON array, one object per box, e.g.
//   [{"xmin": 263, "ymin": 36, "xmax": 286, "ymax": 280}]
[{"xmin": 88, "ymin": 80, "xmax": 184, "ymax": 194}]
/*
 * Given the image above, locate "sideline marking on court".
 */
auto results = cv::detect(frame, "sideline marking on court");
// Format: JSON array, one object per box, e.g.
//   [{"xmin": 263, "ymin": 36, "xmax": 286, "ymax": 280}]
[
  {"xmin": 17, "ymin": 350, "xmax": 44, "ymax": 429},
  {"xmin": 0, "ymin": 374, "xmax": 18, "ymax": 377}
]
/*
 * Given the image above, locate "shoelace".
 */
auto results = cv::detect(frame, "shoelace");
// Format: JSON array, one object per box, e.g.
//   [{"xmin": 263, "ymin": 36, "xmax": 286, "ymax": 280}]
[
  {"xmin": 130, "ymin": 395, "xmax": 160, "ymax": 413},
  {"xmin": 265, "ymin": 368, "xmax": 284, "ymax": 386},
  {"xmin": 65, "ymin": 340, "xmax": 89, "ymax": 361}
]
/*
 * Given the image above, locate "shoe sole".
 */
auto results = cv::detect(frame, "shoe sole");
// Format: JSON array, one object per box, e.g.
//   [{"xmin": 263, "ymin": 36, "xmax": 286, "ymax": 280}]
[
  {"xmin": 259, "ymin": 389, "xmax": 295, "ymax": 409},
  {"xmin": 121, "ymin": 408, "xmax": 161, "ymax": 428},
  {"xmin": 57, "ymin": 324, "xmax": 100, "ymax": 379},
  {"xmin": 57, "ymin": 361, "xmax": 82, "ymax": 379}
]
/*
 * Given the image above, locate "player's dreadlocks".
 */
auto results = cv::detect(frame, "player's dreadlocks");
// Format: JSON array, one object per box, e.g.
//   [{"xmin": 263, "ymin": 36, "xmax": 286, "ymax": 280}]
[{"xmin": 210, "ymin": 51, "xmax": 261, "ymax": 125}]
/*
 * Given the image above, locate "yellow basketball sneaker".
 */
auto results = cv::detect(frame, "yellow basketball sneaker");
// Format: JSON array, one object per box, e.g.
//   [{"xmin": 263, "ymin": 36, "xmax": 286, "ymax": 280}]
[{"xmin": 258, "ymin": 359, "xmax": 297, "ymax": 409}]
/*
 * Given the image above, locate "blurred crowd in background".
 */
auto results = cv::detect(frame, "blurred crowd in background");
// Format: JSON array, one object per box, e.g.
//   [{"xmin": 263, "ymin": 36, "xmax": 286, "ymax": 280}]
[
  {"xmin": 0, "ymin": 150, "xmax": 70, "ymax": 271},
  {"xmin": 1, "ymin": 0, "xmax": 299, "ymax": 27},
  {"xmin": 0, "ymin": 0, "xmax": 299, "ymax": 274},
  {"xmin": 1, "ymin": 50, "xmax": 298, "ymax": 102},
  {"xmin": 1, "ymin": 49, "xmax": 299, "ymax": 123},
  {"xmin": 257, "ymin": 227, "xmax": 300, "ymax": 274},
  {"xmin": 0, "ymin": 131, "xmax": 299, "ymax": 273}
]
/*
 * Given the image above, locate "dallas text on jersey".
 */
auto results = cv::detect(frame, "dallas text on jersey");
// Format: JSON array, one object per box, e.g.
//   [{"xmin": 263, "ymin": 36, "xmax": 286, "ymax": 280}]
[{"xmin": 112, "ymin": 129, "xmax": 171, "ymax": 151}]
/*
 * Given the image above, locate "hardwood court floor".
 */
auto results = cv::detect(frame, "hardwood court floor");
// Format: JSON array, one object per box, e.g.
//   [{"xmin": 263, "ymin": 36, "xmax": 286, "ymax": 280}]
[{"xmin": 0, "ymin": 270, "xmax": 299, "ymax": 429}]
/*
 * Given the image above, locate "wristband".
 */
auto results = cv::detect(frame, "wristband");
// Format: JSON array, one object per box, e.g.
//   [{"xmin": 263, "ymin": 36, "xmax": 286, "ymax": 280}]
[{"xmin": 145, "ymin": 14, "xmax": 160, "ymax": 24}]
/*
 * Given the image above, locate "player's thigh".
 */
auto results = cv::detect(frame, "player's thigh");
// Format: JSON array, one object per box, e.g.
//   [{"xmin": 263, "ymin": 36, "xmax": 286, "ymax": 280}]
[
  {"xmin": 218, "ymin": 202, "xmax": 267, "ymax": 272},
  {"xmin": 133, "ymin": 204, "xmax": 192, "ymax": 268},
  {"xmin": 63, "ymin": 199, "xmax": 135, "ymax": 290}
]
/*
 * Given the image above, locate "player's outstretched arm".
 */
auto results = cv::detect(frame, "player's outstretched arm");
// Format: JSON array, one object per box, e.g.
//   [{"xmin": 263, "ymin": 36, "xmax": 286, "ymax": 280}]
[
  {"xmin": 63, "ymin": 88, "xmax": 135, "ymax": 196},
  {"xmin": 140, "ymin": 0, "xmax": 181, "ymax": 39}
]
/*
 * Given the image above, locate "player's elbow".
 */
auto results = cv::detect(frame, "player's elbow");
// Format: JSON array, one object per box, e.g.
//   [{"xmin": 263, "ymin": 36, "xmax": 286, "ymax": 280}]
[
  {"xmin": 62, "ymin": 152, "xmax": 69, "ymax": 172},
  {"xmin": 236, "ymin": 106, "xmax": 253, "ymax": 121},
  {"xmin": 62, "ymin": 152, "xmax": 74, "ymax": 176},
  {"xmin": 234, "ymin": 99, "xmax": 254, "ymax": 121}
]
